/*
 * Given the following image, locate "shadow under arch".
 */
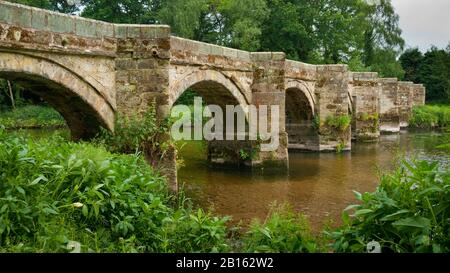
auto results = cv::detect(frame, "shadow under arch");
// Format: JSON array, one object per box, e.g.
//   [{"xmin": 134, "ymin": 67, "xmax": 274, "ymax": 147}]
[
  {"xmin": 170, "ymin": 69, "xmax": 254, "ymax": 168},
  {"xmin": 285, "ymin": 81, "xmax": 318, "ymax": 151},
  {"xmin": 0, "ymin": 51, "xmax": 114, "ymax": 139}
]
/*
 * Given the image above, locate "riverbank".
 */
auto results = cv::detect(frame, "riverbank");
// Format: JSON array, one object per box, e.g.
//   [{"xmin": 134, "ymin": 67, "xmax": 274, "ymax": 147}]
[
  {"xmin": 0, "ymin": 105, "xmax": 66, "ymax": 129},
  {"xmin": 409, "ymin": 104, "xmax": 450, "ymax": 129},
  {"xmin": 1, "ymin": 129, "xmax": 448, "ymax": 253}
]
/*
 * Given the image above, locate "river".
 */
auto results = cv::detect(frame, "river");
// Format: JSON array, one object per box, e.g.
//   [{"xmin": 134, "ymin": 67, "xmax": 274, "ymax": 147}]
[{"xmin": 177, "ymin": 130, "xmax": 449, "ymax": 230}]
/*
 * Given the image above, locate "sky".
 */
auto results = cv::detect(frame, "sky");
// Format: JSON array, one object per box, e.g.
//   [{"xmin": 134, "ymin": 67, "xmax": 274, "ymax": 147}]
[{"xmin": 391, "ymin": 0, "xmax": 450, "ymax": 52}]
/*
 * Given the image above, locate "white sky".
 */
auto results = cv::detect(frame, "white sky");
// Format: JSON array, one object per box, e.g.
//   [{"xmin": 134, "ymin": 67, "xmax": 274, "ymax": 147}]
[{"xmin": 391, "ymin": 0, "xmax": 450, "ymax": 51}]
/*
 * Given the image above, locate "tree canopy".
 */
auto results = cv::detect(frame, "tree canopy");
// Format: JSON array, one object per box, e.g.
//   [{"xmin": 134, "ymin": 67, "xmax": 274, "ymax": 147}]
[{"xmin": 400, "ymin": 46, "xmax": 450, "ymax": 102}]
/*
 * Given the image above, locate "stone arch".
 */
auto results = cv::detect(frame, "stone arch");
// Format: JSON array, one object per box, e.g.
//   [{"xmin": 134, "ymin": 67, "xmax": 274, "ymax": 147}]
[
  {"xmin": 285, "ymin": 80, "xmax": 315, "ymax": 120},
  {"xmin": 284, "ymin": 80, "xmax": 318, "ymax": 150},
  {"xmin": 0, "ymin": 51, "xmax": 114, "ymax": 139},
  {"xmin": 169, "ymin": 69, "xmax": 250, "ymax": 114}
]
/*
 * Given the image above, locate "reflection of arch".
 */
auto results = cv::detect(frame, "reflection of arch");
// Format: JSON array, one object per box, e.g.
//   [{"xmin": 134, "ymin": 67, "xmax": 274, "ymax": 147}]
[
  {"xmin": 0, "ymin": 51, "xmax": 114, "ymax": 139},
  {"xmin": 285, "ymin": 80, "xmax": 315, "ymax": 116},
  {"xmin": 169, "ymin": 70, "xmax": 249, "ymax": 113}
]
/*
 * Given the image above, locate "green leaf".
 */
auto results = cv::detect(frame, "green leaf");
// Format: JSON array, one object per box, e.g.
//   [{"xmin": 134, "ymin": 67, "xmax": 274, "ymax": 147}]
[
  {"xmin": 82, "ymin": 205, "xmax": 88, "ymax": 217},
  {"xmin": 30, "ymin": 175, "xmax": 48, "ymax": 186},
  {"xmin": 392, "ymin": 216, "xmax": 431, "ymax": 231},
  {"xmin": 353, "ymin": 191, "xmax": 362, "ymax": 200},
  {"xmin": 259, "ymin": 227, "xmax": 272, "ymax": 239},
  {"xmin": 16, "ymin": 186, "xmax": 25, "ymax": 195},
  {"xmin": 380, "ymin": 209, "xmax": 410, "ymax": 221},
  {"xmin": 353, "ymin": 209, "xmax": 374, "ymax": 217}
]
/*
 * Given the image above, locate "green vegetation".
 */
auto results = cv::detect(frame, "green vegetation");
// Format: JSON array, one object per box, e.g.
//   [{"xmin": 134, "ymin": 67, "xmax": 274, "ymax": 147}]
[
  {"xmin": 325, "ymin": 115, "xmax": 352, "ymax": 132},
  {"xmin": 0, "ymin": 128, "xmax": 230, "ymax": 253},
  {"xmin": 242, "ymin": 204, "xmax": 323, "ymax": 253},
  {"xmin": 329, "ymin": 160, "xmax": 449, "ymax": 253},
  {"xmin": 0, "ymin": 105, "xmax": 65, "ymax": 129},
  {"xmin": 400, "ymin": 46, "xmax": 450, "ymax": 103},
  {"xmin": 409, "ymin": 105, "xmax": 450, "ymax": 129},
  {"xmin": 96, "ymin": 102, "xmax": 174, "ymax": 168}
]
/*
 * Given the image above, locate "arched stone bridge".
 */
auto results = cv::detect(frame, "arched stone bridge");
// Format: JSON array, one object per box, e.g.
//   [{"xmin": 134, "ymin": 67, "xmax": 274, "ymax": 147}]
[{"xmin": 0, "ymin": 1, "xmax": 425, "ymax": 190}]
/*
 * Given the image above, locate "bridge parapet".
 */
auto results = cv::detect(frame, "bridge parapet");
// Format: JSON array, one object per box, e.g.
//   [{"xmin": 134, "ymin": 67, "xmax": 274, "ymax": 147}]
[
  {"xmin": 285, "ymin": 60, "xmax": 317, "ymax": 82},
  {"xmin": 0, "ymin": 0, "xmax": 116, "ymax": 55}
]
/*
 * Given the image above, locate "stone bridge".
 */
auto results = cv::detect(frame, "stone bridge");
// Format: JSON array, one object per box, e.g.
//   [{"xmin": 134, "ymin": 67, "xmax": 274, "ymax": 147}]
[{"xmin": 0, "ymin": 1, "xmax": 425, "ymax": 190}]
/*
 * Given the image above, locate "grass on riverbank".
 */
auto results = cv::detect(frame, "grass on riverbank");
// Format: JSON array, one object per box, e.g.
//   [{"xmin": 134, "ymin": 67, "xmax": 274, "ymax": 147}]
[
  {"xmin": 409, "ymin": 105, "xmax": 450, "ymax": 129},
  {"xmin": 0, "ymin": 105, "xmax": 66, "ymax": 129}
]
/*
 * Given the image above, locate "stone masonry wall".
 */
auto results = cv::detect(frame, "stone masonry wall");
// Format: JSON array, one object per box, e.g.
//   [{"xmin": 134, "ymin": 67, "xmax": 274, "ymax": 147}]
[
  {"xmin": 113, "ymin": 24, "xmax": 178, "ymax": 191},
  {"xmin": 349, "ymin": 72, "xmax": 381, "ymax": 141},
  {"xmin": 379, "ymin": 78, "xmax": 400, "ymax": 133},
  {"xmin": 412, "ymin": 84, "xmax": 426, "ymax": 107},
  {"xmin": 398, "ymin": 81, "xmax": 414, "ymax": 128},
  {"xmin": 315, "ymin": 65, "xmax": 351, "ymax": 151},
  {"xmin": 250, "ymin": 52, "xmax": 288, "ymax": 168}
]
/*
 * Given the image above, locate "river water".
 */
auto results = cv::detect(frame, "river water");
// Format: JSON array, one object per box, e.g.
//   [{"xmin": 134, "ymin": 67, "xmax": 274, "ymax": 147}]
[{"xmin": 178, "ymin": 131, "xmax": 449, "ymax": 230}]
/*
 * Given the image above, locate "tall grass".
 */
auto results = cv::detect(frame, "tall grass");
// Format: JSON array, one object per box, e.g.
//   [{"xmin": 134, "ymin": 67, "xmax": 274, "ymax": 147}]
[{"xmin": 409, "ymin": 105, "xmax": 450, "ymax": 129}]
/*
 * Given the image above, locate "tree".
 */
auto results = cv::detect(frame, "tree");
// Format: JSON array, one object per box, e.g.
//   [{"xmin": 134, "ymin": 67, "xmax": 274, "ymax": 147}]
[
  {"xmin": 370, "ymin": 48, "xmax": 404, "ymax": 78},
  {"xmin": 260, "ymin": 0, "xmax": 314, "ymax": 61},
  {"xmin": 6, "ymin": 0, "xmax": 84, "ymax": 14},
  {"xmin": 418, "ymin": 46, "xmax": 450, "ymax": 102},
  {"xmin": 158, "ymin": 0, "xmax": 208, "ymax": 39},
  {"xmin": 362, "ymin": 0, "xmax": 405, "ymax": 66},
  {"xmin": 82, "ymin": 0, "xmax": 159, "ymax": 24},
  {"xmin": 399, "ymin": 48, "xmax": 423, "ymax": 83}
]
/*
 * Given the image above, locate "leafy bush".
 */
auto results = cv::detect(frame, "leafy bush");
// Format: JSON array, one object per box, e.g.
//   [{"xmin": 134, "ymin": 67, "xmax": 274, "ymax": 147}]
[
  {"xmin": 329, "ymin": 159, "xmax": 450, "ymax": 253},
  {"xmin": 96, "ymin": 102, "xmax": 174, "ymax": 168},
  {"xmin": 0, "ymin": 105, "xmax": 65, "ymax": 129},
  {"xmin": 409, "ymin": 105, "xmax": 450, "ymax": 129},
  {"xmin": 242, "ymin": 204, "xmax": 322, "ymax": 253},
  {"xmin": 0, "ymin": 129, "xmax": 230, "ymax": 253}
]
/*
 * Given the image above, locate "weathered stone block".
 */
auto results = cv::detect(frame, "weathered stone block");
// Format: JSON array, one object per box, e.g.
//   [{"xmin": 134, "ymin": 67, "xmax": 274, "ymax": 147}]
[
  {"xmin": 137, "ymin": 59, "xmax": 157, "ymax": 69},
  {"xmin": 114, "ymin": 25, "xmax": 127, "ymax": 39},
  {"xmin": 48, "ymin": 14, "xmax": 74, "ymax": 34},
  {"xmin": 75, "ymin": 19, "xmax": 97, "ymax": 38},
  {"xmin": 116, "ymin": 58, "xmax": 137, "ymax": 70},
  {"xmin": 31, "ymin": 10, "xmax": 48, "ymax": 30}
]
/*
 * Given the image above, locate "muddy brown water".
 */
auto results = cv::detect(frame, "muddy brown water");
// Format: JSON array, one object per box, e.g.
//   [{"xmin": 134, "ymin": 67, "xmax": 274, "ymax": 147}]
[{"xmin": 177, "ymin": 131, "xmax": 449, "ymax": 230}]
